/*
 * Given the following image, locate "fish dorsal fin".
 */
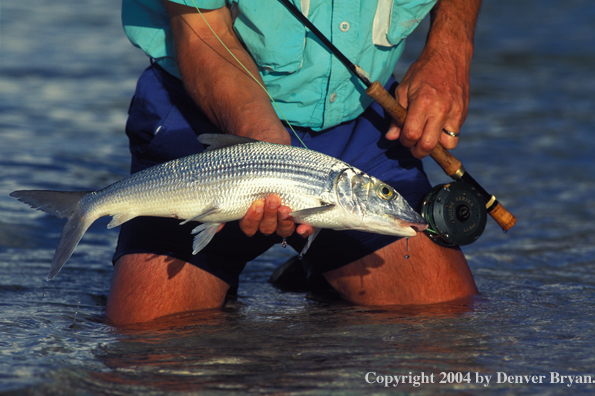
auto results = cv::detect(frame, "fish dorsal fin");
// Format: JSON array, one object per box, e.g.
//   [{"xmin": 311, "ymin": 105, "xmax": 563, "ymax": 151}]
[{"xmin": 198, "ymin": 134, "xmax": 259, "ymax": 151}]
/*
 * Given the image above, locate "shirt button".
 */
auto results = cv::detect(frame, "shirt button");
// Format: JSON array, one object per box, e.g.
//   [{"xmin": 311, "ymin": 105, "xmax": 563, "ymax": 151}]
[
  {"xmin": 329, "ymin": 93, "xmax": 337, "ymax": 103},
  {"xmin": 339, "ymin": 21, "xmax": 350, "ymax": 32}
]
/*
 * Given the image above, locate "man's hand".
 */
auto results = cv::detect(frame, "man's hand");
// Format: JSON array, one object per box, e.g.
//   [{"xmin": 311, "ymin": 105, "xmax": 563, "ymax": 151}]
[
  {"xmin": 239, "ymin": 195, "xmax": 314, "ymax": 239},
  {"xmin": 385, "ymin": 0, "xmax": 482, "ymax": 159},
  {"xmin": 386, "ymin": 46, "xmax": 468, "ymax": 158}
]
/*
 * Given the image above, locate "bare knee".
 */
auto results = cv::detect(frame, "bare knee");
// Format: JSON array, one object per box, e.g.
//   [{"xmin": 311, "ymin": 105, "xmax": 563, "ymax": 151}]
[
  {"xmin": 323, "ymin": 234, "xmax": 478, "ymax": 306},
  {"xmin": 105, "ymin": 253, "xmax": 229, "ymax": 326}
]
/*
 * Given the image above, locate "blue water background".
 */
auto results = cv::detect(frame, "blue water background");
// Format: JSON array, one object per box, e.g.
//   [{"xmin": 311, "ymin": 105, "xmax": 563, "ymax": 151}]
[{"xmin": 1, "ymin": 0, "xmax": 594, "ymax": 394}]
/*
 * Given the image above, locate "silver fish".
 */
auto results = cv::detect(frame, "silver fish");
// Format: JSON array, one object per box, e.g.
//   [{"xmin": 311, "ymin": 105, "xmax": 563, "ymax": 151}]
[{"xmin": 10, "ymin": 134, "xmax": 427, "ymax": 279}]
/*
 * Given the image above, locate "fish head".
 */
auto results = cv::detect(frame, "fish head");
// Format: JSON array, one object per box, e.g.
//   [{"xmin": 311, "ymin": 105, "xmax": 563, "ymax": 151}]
[{"xmin": 334, "ymin": 168, "xmax": 428, "ymax": 237}]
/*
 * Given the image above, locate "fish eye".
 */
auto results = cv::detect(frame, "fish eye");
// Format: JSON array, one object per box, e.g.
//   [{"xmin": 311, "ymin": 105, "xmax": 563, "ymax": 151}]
[{"xmin": 377, "ymin": 184, "xmax": 394, "ymax": 200}]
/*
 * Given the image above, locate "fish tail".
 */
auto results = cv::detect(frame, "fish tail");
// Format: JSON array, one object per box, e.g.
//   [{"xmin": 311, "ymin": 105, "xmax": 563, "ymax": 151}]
[{"xmin": 10, "ymin": 190, "xmax": 95, "ymax": 279}]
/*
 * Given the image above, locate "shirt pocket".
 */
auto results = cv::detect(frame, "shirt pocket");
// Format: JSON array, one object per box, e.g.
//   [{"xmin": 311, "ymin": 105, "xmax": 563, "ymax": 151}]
[
  {"xmin": 373, "ymin": 0, "xmax": 436, "ymax": 47},
  {"xmin": 232, "ymin": 0, "xmax": 306, "ymax": 73}
]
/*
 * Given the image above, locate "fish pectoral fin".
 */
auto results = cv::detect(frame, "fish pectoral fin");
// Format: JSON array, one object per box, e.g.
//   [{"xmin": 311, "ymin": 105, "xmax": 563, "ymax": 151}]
[
  {"xmin": 179, "ymin": 207, "xmax": 221, "ymax": 225},
  {"xmin": 299, "ymin": 228, "xmax": 321, "ymax": 259},
  {"xmin": 197, "ymin": 133, "xmax": 259, "ymax": 151},
  {"xmin": 190, "ymin": 223, "xmax": 221, "ymax": 254},
  {"xmin": 107, "ymin": 213, "xmax": 137, "ymax": 229},
  {"xmin": 289, "ymin": 204, "xmax": 336, "ymax": 218}
]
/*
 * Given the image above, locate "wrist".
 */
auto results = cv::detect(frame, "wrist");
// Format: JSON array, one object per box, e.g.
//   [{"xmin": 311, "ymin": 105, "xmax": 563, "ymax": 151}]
[
  {"xmin": 425, "ymin": 0, "xmax": 481, "ymax": 64},
  {"xmin": 240, "ymin": 127, "xmax": 291, "ymax": 145},
  {"xmin": 223, "ymin": 101, "xmax": 290, "ymax": 145}
]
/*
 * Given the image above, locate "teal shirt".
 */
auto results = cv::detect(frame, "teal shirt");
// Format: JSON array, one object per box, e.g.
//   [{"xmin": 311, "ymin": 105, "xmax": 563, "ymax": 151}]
[{"xmin": 122, "ymin": 0, "xmax": 436, "ymax": 130}]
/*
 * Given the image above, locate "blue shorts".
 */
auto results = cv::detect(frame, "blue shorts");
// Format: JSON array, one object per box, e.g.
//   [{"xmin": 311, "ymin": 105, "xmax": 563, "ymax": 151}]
[{"xmin": 113, "ymin": 62, "xmax": 431, "ymax": 290}]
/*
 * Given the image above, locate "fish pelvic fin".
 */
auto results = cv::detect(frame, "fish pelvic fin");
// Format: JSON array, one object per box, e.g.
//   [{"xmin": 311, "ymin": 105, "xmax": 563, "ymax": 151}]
[
  {"xmin": 107, "ymin": 213, "xmax": 137, "ymax": 229},
  {"xmin": 179, "ymin": 206, "xmax": 221, "ymax": 225},
  {"xmin": 190, "ymin": 223, "xmax": 222, "ymax": 255},
  {"xmin": 10, "ymin": 190, "xmax": 95, "ymax": 280}
]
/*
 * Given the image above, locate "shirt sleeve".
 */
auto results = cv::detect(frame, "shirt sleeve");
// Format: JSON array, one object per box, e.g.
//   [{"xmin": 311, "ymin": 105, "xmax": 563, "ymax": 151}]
[
  {"xmin": 165, "ymin": 0, "xmax": 226, "ymax": 9},
  {"xmin": 122, "ymin": 0, "xmax": 227, "ymax": 78}
]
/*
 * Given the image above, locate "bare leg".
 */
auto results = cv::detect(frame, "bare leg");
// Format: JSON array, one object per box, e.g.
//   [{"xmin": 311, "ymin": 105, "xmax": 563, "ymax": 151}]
[
  {"xmin": 105, "ymin": 234, "xmax": 476, "ymax": 325},
  {"xmin": 105, "ymin": 253, "xmax": 229, "ymax": 326},
  {"xmin": 323, "ymin": 234, "xmax": 477, "ymax": 305}
]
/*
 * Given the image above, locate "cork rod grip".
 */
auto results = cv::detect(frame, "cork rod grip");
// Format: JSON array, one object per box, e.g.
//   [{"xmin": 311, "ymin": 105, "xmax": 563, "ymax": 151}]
[{"xmin": 365, "ymin": 80, "xmax": 517, "ymax": 231}]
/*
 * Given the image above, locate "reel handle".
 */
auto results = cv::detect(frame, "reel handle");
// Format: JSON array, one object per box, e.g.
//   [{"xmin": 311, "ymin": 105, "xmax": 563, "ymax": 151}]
[
  {"xmin": 487, "ymin": 200, "xmax": 518, "ymax": 232},
  {"xmin": 366, "ymin": 81, "xmax": 517, "ymax": 232}
]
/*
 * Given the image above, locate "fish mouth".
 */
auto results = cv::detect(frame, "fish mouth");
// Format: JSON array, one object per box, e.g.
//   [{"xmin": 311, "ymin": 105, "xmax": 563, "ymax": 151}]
[
  {"xmin": 398, "ymin": 208, "xmax": 428, "ymax": 233},
  {"xmin": 402, "ymin": 220, "xmax": 429, "ymax": 233}
]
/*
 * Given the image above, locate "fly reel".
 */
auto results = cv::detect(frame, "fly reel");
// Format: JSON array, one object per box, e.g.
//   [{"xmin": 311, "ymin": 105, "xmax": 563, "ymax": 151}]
[{"xmin": 420, "ymin": 180, "xmax": 487, "ymax": 247}]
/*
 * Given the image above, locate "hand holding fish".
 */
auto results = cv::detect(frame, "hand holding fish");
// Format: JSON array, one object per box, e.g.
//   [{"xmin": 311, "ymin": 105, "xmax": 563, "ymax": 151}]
[{"xmin": 238, "ymin": 195, "xmax": 314, "ymax": 239}]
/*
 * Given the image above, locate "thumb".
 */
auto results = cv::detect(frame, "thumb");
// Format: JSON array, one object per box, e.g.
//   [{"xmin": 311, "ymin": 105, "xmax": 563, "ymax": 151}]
[{"xmin": 386, "ymin": 120, "xmax": 401, "ymax": 141}]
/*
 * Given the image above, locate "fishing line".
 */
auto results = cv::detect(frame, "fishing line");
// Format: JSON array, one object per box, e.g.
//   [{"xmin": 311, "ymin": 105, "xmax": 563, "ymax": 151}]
[{"xmin": 189, "ymin": 1, "xmax": 308, "ymax": 149}]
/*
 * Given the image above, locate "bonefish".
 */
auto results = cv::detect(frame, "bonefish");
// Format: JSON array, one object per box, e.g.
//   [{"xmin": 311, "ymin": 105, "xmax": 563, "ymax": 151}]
[{"xmin": 11, "ymin": 134, "xmax": 427, "ymax": 279}]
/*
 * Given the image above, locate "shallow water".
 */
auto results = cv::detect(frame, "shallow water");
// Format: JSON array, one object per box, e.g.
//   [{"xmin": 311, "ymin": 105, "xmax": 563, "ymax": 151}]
[{"xmin": 1, "ymin": 0, "xmax": 594, "ymax": 394}]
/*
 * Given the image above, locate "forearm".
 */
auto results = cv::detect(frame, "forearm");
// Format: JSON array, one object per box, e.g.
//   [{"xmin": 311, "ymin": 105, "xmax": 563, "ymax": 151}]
[
  {"xmin": 424, "ymin": 0, "xmax": 482, "ymax": 87},
  {"xmin": 164, "ymin": 2, "xmax": 290, "ymax": 144}
]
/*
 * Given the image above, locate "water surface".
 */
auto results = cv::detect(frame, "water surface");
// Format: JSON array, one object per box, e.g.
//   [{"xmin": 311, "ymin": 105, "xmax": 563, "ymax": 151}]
[{"xmin": 1, "ymin": 0, "xmax": 594, "ymax": 394}]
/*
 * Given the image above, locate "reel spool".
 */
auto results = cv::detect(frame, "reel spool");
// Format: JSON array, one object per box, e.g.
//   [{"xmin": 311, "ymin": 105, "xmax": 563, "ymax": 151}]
[{"xmin": 420, "ymin": 180, "xmax": 487, "ymax": 247}]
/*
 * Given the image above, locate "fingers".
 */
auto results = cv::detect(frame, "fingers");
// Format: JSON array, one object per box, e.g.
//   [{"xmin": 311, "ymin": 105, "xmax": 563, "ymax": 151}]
[
  {"xmin": 296, "ymin": 224, "xmax": 314, "ymax": 238},
  {"xmin": 393, "ymin": 89, "xmax": 465, "ymax": 159},
  {"xmin": 239, "ymin": 195, "xmax": 312, "ymax": 239},
  {"xmin": 387, "ymin": 110, "xmax": 462, "ymax": 157},
  {"xmin": 385, "ymin": 120, "xmax": 401, "ymax": 141},
  {"xmin": 383, "ymin": 91, "xmax": 461, "ymax": 153},
  {"xmin": 239, "ymin": 199, "xmax": 265, "ymax": 237},
  {"xmin": 439, "ymin": 128, "xmax": 460, "ymax": 151},
  {"xmin": 276, "ymin": 206, "xmax": 296, "ymax": 238},
  {"xmin": 257, "ymin": 195, "xmax": 281, "ymax": 235},
  {"xmin": 260, "ymin": 196, "xmax": 298, "ymax": 238}
]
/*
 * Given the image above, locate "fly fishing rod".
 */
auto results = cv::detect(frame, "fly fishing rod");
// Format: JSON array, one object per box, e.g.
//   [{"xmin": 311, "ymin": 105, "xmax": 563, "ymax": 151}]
[{"xmin": 279, "ymin": 0, "xmax": 516, "ymax": 240}]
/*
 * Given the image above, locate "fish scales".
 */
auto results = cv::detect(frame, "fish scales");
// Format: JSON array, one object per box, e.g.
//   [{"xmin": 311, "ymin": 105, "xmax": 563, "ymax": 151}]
[
  {"xmin": 84, "ymin": 142, "xmax": 339, "ymax": 224},
  {"xmin": 194, "ymin": 143, "xmax": 337, "ymax": 220}
]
